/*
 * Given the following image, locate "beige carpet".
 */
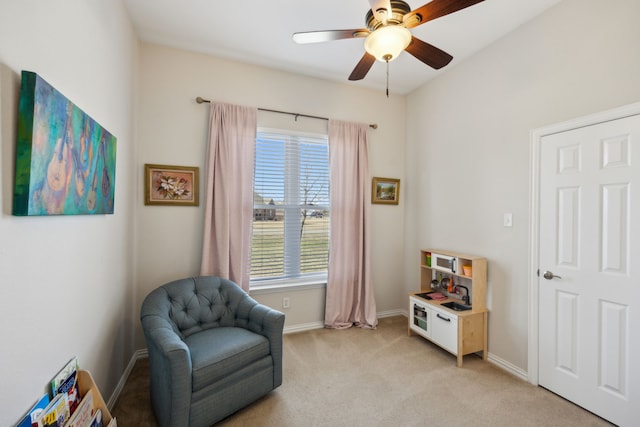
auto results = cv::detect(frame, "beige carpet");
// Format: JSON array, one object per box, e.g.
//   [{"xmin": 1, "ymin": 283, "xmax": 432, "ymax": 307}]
[{"xmin": 112, "ymin": 316, "xmax": 612, "ymax": 426}]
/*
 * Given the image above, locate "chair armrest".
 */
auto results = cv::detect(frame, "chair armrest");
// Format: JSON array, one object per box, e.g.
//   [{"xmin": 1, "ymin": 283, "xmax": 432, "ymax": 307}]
[
  {"xmin": 246, "ymin": 303, "xmax": 285, "ymax": 387},
  {"xmin": 142, "ymin": 315, "xmax": 192, "ymax": 427}
]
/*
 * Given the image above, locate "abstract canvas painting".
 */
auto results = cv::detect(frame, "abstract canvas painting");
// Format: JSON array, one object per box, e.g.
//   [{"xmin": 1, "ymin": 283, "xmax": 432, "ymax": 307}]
[{"xmin": 13, "ymin": 71, "xmax": 117, "ymax": 215}]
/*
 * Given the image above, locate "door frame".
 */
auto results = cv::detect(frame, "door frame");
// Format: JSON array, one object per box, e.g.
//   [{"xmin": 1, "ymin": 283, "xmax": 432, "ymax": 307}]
[{"xmin": 527, "ymin": 101, "xmax": 640, "ymax": 385}]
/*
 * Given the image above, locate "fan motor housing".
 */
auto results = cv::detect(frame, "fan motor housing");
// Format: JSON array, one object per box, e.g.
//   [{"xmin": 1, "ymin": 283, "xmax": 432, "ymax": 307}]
[{"xmin": 366, "ymin": 0, "xmax": 412, "ymax": 31}]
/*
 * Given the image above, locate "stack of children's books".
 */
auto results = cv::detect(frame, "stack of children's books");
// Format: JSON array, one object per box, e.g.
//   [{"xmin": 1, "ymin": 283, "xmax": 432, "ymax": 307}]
[{"xmin": 15, "ymin": 357, "xmax": 117, "ymax": 427}]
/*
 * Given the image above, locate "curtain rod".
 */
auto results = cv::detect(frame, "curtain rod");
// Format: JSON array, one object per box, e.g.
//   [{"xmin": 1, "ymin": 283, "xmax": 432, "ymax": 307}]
[{"xmin": 195, "ymin": 97, "xmax": 377, "ymax": 129}]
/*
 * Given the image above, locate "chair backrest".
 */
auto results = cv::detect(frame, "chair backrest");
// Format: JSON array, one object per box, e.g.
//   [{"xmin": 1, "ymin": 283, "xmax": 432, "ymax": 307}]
[{"xmin": 141, "ymin": 276, "xmax": 251, "ymax": 339}]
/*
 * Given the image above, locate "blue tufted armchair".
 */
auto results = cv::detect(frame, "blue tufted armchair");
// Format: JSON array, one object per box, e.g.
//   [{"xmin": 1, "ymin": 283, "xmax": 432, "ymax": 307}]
[{"xmin": 140, "ymin": 276, "xmax": 285, "ymax": 427}]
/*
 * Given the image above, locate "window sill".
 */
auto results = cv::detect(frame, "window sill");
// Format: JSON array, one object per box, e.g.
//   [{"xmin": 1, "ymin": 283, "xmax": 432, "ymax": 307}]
[{"xmin": 249, "ymin": 279, "xmax": 327, "ymax": 295}]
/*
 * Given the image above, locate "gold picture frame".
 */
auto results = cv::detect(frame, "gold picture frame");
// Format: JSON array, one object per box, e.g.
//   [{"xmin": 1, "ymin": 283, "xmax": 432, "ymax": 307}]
[
  {"xmin": 144, "ymin": 164, "xmax": 199, "ymax": 206},
  {"xmin": 372, "ymin": 177, "xmax": 400, "ymax": 205}
]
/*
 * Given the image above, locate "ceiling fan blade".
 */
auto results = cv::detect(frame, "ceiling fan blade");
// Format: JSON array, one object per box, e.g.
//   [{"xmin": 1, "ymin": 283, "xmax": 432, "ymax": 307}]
[
  {"xmin": 293, "ymin": 29, "xmax": 369, "ymax": 44},
  {"xmin": 369, "ymin": 0, "xmax": 392, "ymax": 22},
  {"xmin": 348, "ymin": 53, "xmax": 376, "ymax": 81},
  {"xmin": 405, "ymin": 36, "xmax": 453, "ymax": 70},
  {"xmin": 404, "ymin": 0, "xmax": 485, "ymax": 28}
]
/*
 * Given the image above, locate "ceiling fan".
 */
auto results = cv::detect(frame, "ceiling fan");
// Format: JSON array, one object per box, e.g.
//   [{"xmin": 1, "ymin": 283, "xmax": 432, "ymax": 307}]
[{"xmin": 293, "ymin": 0, "xmax": 485, "ymax": 83}]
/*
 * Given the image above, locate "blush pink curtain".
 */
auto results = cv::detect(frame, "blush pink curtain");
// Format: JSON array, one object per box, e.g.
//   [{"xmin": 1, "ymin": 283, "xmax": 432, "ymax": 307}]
[
  {"xmin": 325, "ymin": 120, "xmax": 377, "ymax": 329},
  {"xmin": 200, "ymin": 102, "xmax": 257, "ymax": 291}
]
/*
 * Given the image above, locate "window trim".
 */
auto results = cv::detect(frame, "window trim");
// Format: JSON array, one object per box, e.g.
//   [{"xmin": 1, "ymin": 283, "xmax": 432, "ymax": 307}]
[
  {"xmin": 250, "ymin": 127, "xmax": 329, "ymax": 289},
  {"xmin": 249, "ymin": 278, "xmax": 327, "ymax": 295}
]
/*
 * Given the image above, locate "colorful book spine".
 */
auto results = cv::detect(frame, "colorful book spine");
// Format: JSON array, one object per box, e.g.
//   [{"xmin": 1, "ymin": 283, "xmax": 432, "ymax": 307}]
[
  {"xmin": 64, "ymin": 388, "xmax": 94, "ymax": 427},
  {"xmin": 15, "ymin": 393, "xmax": 50, "ymax": 427},
  {"xmin": 37, "ymin": 393, "xmax": 70, "ymax": 427}
]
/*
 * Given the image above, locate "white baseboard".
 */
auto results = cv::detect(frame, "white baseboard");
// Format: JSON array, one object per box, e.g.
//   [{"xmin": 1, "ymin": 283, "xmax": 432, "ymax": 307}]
[
  {"xmin": 283, "ymin": 309, "xmax": 407, "ymax": 334},
  {"xmin": 487, "ymin": 352, "xmax": 529, "ymax": 382},
  {"xmin": 380, "ymin": 309, "xmax": 407, "ymax": 318},
  {"xmin": 284, "ymin": 321, "xmax": 324, "ymax": 334},
  {"xmin": 106, "ymin": 349, "xmax": 147, "ymax": 410}
]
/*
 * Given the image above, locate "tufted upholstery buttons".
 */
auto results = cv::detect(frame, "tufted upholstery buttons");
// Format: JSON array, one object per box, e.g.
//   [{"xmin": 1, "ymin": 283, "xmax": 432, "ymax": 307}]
[{"xmin": 151, "ymin": 276, "xmax": 255, "ymax": 338}]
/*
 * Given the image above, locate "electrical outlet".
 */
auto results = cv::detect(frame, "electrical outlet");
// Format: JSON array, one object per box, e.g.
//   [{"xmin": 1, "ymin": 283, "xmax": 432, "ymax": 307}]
[{"xmin": 282, "ymin": 297, "xmax": 290, "ymax": 309}]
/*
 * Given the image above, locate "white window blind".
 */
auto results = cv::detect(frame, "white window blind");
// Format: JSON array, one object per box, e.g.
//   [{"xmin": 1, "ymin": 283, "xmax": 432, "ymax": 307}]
[{"xmin": 251, "ymin": 130, "xmax": 329, "ymax": 286}]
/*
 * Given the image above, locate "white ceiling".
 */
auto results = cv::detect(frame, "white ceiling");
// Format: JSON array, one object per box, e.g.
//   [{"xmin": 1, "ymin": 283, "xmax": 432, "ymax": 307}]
[{"xmin": 123, "ymin": 0, "xmax": 562, "ymax": 95}]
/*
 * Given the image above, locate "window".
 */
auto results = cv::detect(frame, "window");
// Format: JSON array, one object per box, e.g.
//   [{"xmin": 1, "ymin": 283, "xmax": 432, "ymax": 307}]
[{"xmin": 251, "ymin": 129, "xmax": 329, "ymax": 287}]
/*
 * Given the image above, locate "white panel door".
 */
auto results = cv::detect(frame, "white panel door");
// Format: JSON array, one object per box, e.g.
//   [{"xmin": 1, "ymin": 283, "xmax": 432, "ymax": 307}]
[{"xmin": 539, "ymin": 114, "xmax": 640, "ymax": 427}]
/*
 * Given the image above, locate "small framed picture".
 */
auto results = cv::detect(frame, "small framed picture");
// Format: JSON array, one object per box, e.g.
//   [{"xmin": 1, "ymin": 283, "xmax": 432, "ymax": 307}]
[
  {"xmin": 372, "ymin": 177, "xmax": 400, "ymax": 205},
  {"xmin": 144, "ymin": 164, "xmax": 199, "ymax": 206}
]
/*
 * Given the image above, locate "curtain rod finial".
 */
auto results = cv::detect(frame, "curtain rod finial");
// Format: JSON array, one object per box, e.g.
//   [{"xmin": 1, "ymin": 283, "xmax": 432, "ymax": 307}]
[{"xmin": 196, "ymin": 96, "xmax": 209, "ymax": 104}]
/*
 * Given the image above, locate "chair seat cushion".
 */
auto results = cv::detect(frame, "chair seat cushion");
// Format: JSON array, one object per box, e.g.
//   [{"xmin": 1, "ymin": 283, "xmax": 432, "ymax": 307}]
[{"xmin": 185, "ymin": 326, "xmax": 270, "ymax": 392}]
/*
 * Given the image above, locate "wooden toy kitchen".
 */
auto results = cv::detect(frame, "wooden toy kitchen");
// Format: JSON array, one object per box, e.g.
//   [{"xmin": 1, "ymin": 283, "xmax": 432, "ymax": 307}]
[{"xmin": 409, "ymin": 249, "xmax": 488, "ymax": 367}]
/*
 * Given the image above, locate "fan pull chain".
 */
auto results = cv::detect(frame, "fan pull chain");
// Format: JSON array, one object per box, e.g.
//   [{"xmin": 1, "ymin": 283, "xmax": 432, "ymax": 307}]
[
  {"xmin": 386, "ymin": 61, "xmax": 389, "ymax": 98},
  {"xmin": 384, "ymin": 54, "xmax": 391, "ymax": 98}
]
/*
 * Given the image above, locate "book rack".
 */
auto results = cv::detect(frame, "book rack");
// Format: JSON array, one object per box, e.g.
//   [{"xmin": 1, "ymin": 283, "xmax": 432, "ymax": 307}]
[{"xmin": 77, "ymin": 370, "xmax": 115, "ymax": 425}]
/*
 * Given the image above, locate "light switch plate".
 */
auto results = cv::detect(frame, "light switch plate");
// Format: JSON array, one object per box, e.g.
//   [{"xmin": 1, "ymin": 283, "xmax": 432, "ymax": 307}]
[{"xmin": 503, "ymin": 213, "xmax": 513, "ymax": 227}]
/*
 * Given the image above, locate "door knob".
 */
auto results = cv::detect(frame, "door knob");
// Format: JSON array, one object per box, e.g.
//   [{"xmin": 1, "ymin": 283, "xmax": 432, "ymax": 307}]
[{"xmin": 542, "ymin": 270, "xmax": 562, "ymax": 280}]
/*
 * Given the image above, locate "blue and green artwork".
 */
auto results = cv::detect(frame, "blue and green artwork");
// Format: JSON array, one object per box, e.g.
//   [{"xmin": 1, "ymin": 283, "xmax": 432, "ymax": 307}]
[{"xmin": 13, "ymin": 71, "xmax": 117, "ymax": 215}]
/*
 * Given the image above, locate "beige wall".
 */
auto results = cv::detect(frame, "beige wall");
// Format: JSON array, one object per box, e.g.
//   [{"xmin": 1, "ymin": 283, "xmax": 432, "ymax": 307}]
[
  {"xmin": 134, "ymin": 43, "xmax": 407, "ymax": 347},
  {"xmin": 404, "ymin": 0, "xmax": 640, "ymax": 372},
  {"xmin": 0, "ymin": 0, "xmax": 137, "ymax": 425}
]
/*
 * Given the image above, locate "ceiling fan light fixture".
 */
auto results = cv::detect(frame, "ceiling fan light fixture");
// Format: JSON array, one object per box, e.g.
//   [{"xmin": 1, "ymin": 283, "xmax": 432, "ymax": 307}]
[{"xmin": 364, "ymin": 25, "xmax": 411, "ymax": 62}]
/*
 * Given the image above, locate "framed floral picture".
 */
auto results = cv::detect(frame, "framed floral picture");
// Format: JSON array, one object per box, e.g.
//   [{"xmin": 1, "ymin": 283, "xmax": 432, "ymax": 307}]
[
  {"xmin": 144, "ymin": 164, "xmax": 199, "ymax": 206},
  {"xmin": 371, "ymin": 177, "xmax": 400, "ymax": 205}
]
